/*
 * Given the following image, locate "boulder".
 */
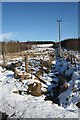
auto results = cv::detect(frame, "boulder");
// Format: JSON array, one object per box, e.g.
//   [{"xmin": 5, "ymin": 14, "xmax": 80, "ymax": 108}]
[{"xmin": 28, "ymin": 82, "xmax": 42, "ymax": 96}]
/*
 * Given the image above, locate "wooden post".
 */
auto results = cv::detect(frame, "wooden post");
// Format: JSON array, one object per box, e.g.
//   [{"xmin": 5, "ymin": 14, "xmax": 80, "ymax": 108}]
[
  {"xmin": 71, "ymin": 55, "xmax": 73, "ymax": 64},
  {"xmin": 22, "ymin": 52, "xmax": 24, "ymax": 63},
  {"xmin": 3, "ymin": 53, "xmax": 5, "ymax": 63},
  {"xmin": 73, "ymin": 56, "xmax": 76, "ymax": 68},
  {"xmin": 25, "ymin": 54, "xmax": 28, "ymax": 72}
]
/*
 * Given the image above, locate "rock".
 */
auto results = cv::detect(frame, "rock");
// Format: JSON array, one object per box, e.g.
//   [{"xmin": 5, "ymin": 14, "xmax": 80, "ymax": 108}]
[
  {"xmin": 60, "ymin": 82, "xmax": 68, "ymax": 93},
  {"xmin": 12, "ymin": 61, "xmax": 22, "ymax": 67},
  {"xmin": 76, "ymin": 102, "xmax": 80, "ymax": 108},
  {"xmin": 58, "ymin": 74, "xmax": 66, "ymax": 86},
  {"xmin": 1, "ymin": 62, "xmax": 8, "ymax": 68},
  {"xmin": 13, "ymin": 68, "xmax": 19, "ymax": 79},
  {"xmin": 53, "ymin": 82, "xmax": 68, "ymax": 96},
  {"xmin": 29, "ymin": 68, "xmax": 35, "ymax": 73},
  {"xmin": 1, "ymin": 61, "xmax": 22, "ymax": 72},
  {"xmin": 19, "ymin": 73, "xmax": 31, "ymax": 81},
  {"xmin": 13, "ymin": 90, "xmax": 19, "ymax": 94},
  {"xmin": 35, "ymin": 69, "xmax": 43, "ymax": 77},
  {"xmin": 28, "ymin": 82, "xmax": 42, "ymax": 96},
  {"xmin": 0, "ymin": 111, "xmax": 8, "ymax": 120},
  {"xmin": 28, "ymin": 83, "xmax": 33, "ymax": 92},
  {"xmin": 44, "ymin": 95, "xmax": 60, "ymax": 106}
]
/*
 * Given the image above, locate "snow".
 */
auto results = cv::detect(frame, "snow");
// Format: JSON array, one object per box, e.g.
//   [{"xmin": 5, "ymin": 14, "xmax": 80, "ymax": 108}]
[
  {"xmin": 58, "ymin": 71, "xmax": 80, "ymax": 110},
  {"xmin": 0, "ymin": 48, "xmax": 79, "ymax": 118},
  {"xmin": 0, "ymin": 87, "xmax": 78, "ymax": 118},
  {"xmin": 32, "ymin": 44, "xmax": 53, "ymax": 48},
  {"xmin": 0, "ymin": 67, "xmax": 78, "ymax": 118}
]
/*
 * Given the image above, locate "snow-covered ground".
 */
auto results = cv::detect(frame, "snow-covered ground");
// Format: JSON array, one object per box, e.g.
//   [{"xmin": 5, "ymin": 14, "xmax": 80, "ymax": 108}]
[
  {"xmin": 0, "ymin": 46, "xmax": 79, "ymax": 118},
  {"xmin": 0, "ymin": 68, "xmax": 78, "ymax": 118}
]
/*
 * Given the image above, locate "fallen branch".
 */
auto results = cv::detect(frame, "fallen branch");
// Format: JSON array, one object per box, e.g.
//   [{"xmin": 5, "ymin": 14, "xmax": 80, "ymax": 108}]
[{"xmin": 33, "ymin": 73, "xmax": 47, "ymax": 85}]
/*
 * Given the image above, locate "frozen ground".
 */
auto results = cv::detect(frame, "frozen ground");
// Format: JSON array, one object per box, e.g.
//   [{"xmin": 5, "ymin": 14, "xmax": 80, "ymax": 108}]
[
  {"xmin": 0, "ymin": 47, "xmax": 80, "ymax": 118},
  {"xmin": 0, "ymin": 65, "xmax": 79, "ymax": 118}
]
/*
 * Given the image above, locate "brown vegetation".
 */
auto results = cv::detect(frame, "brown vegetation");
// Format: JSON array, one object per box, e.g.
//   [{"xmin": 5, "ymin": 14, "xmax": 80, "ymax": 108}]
[{"xmin": 61, "ymin": 38, "xmax": 80, "ymax": 51}]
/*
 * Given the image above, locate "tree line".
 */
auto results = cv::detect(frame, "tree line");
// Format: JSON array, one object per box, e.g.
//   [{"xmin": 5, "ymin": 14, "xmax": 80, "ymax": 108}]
[
  {"xmin": 1, "ymin": 40, "xmax": 32, "ymax": 54},
  {"xmin": 0, "ymin": 40, "xmax": 54, "ymax": 55},
  {"xmin": 0, "ymin": 38, "xmax": 79, "ymax": 55},
  {"xmin": 61, "ymin": 38, "xmax": 80, "ymax": 51}
]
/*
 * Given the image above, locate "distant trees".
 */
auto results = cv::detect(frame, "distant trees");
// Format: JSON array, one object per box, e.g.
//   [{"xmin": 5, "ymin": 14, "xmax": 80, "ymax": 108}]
[
  {"xmin": 1, "ymin": 40, "xmax": 32, "ymax": 54},
  {"xmin": 1, "ymin": 38, "xmax": 79, "ymax": 55},
  {"xmin": 1, "ymin": 40, "xmax": 33, "ymax": 63},
  {"xmin": 1, "ymin": 40, "xmax": 55, "ymax": 55},
  {"xmin": 61, "ymin": 38, "xmax": 80, "ymax": 51},
  {"xmin": 2, "ymin": 40, "xmax": 19, "ymax": 54}
]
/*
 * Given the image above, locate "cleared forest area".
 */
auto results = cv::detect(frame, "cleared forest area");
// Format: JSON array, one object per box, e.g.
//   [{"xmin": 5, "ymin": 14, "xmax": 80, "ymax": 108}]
[{"xmin": 0, "ymin": 39, "xmax": 80, "ymax": 118}]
